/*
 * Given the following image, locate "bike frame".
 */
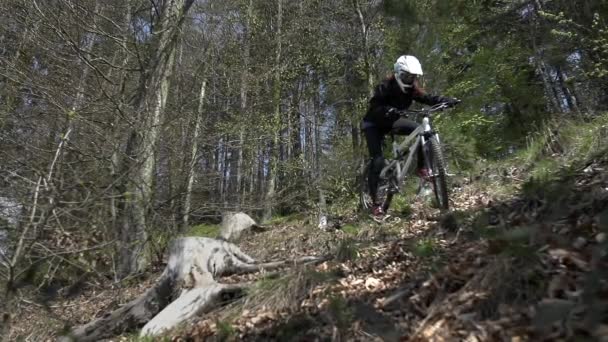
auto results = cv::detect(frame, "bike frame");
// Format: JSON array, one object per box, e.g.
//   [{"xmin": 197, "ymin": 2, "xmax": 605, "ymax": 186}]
[{"xmin": 378, "ymin": 104, "xmax": 446, "ymax": 190}]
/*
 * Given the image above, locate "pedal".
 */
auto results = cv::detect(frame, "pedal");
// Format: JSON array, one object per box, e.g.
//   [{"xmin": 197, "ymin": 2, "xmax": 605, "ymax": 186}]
[{"xmin": 388, "ymin": 186, "xmax": 400, "ymax": 194}]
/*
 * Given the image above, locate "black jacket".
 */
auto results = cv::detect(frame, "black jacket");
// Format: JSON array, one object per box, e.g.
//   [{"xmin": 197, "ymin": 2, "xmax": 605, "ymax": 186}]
[{"xmin": 363, "ymin": 76, "xmax": 451, "ymax": 128}]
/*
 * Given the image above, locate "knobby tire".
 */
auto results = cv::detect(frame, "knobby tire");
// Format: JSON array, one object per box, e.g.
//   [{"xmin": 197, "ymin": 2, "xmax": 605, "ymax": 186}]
[{"xmin": 427, "ymin": 136, "xmax": 449, "ymax": 210}]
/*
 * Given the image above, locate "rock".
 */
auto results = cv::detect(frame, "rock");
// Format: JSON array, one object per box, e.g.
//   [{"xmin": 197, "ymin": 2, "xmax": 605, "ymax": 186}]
[
  {"xmin": 250, "ymin": 316, "xmax": 263, "ymax": 325},
  {"xmin": 365, "ymin": 277, "xmax": 381, "ymax": 290},
  {"xmin": 572, "ymin": 237, "xmax": 587, "ymax": 250},
  {"xmin": 596, "ymin": 233, "xmax": 607, "ymax": 244},
  {"xmin": 474, "ymin": 257, "xmax": 483, "ymax": 267},
  {"xmin": 318, "ymin": 215, "xmax": 328, "ymax": 230},
  {"xmin": 218, "ymin": 212, "xmax": 257, "ymax": 242}
]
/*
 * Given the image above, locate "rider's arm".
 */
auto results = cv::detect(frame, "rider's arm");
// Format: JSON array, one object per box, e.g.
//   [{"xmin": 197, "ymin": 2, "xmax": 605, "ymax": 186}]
[
  {"xmin": 368, "ymin": 82, "xmax": 395, "ymax": 120},
  {"xmin": 412, "ymin": 85, "xmax": 452, "ymax": 106}
]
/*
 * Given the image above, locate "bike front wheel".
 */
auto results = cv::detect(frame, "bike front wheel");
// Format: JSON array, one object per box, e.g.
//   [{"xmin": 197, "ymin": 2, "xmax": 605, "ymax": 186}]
[{"xmin": 426, "ymin": 136, "xmax": 450, "ymax": 210}]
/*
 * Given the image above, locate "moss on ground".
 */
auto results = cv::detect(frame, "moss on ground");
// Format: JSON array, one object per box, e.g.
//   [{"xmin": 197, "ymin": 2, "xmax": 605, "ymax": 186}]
[{"xmin": 187, "ymin": 223, "xmax": 220, "ymax": 238}]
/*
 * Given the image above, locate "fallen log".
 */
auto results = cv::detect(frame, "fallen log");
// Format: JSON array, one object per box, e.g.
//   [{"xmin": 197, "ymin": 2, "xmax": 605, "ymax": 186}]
[{"xmin": 62, "ymin": 237, "xmax": 327, "ymax": 340}]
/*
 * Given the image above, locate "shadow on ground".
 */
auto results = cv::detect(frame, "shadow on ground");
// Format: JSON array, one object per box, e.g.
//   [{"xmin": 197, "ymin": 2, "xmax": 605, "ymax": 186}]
[{"xmin": 181, "ymin": 154, "xmax": 608, "ymax": 341}]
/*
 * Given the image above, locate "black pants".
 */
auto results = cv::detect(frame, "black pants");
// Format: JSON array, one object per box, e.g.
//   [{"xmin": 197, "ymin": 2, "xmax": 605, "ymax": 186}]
[{"xmin": 363, "ymin": 118, "xmax": 424, "ymax": 204}]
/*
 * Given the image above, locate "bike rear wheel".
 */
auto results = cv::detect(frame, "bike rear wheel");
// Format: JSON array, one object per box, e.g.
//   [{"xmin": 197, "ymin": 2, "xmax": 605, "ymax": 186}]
[
  {"xmin": 426, "ymin": 136, "xmax": 450, "ymax": 210},
  {"xmin": 359, "ymin": 161, "xmax": 394, "ymax": 213}
]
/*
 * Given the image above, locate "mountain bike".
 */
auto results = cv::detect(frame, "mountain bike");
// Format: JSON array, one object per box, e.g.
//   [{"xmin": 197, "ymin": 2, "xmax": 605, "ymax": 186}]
[{"xmin": 359, "ymin": 102, "xmax": 456, "ymax": 214}]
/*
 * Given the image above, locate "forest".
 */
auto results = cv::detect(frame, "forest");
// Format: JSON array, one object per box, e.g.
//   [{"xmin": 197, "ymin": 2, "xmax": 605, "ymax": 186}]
[{"xmin": 1, "ymin": 0, "xmax": 607, "ymax": 340}]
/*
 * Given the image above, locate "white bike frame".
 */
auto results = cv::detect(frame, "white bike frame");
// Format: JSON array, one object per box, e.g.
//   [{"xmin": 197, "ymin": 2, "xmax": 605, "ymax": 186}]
[{"xmin": 378, "ymin": 104, "xmax": 446, "ymax": 189}]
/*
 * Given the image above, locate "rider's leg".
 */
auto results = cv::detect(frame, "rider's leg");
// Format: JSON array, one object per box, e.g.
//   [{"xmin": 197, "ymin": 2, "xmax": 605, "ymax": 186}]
[
  {"xmin": 363, "ymin": 126, "xmax": 384, "ymax": 205},
  {"xmin": 391, "ymin": 118, "xmax": 425, "ymax": 170}
]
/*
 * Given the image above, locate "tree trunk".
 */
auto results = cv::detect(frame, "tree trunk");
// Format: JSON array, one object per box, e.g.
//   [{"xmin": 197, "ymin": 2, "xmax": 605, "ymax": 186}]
[
  {"xmin": 314, "ymin": 85, "xmax": 327, "ymax": 225},
  {"xmin": 236, "ymin": 131, "xmax": 244, "ymax": 206},
  {"xmin": 181, "ymin": 79, "xmax": 207, "ymax": 231},
  {"xmin": 218, "ymin": 138, "xmax": 225, "ymax": 202},
  {"xmin": 222, "ymin": 141, "xmax": 230, "ymax": 206},
  {"xmin": 257, "ymin": 144, "xmax": 265, "ymax": 200},
  {"xmin": 287, "ymin": 100, "xmax": 293, "ymax": 161},
  {"xmin": 264, "ymin": 0, "xmax": 283, "ymax": 221},
  {"xmin": 352, "ymin": 0, "xmax": 371, "ymax": 156},
  {"xmin": 109, "ymin": 0, "xmax": 133, "ymax": 238},
  {"xmin": 353, "ymin": 0, "xmax": 374, "ymax": 97},
  {"xmin": 236, "ymin": 0, "xmax": 254, "ymax": 207},
  {"xmin": 531, "ymin": 0, "xmax": 563, "ymax": 114},
  {"xmin": 306, "ymin": 110, "xmax": 314, "ymax": 178},
  {"xmin": 293, "ymin": 82, "xmax": 303, "ymax": 160},
  {"xmin": 556, "ymin": 65, "xmax": 582, "ymax": 115},
  {"xmin": 117, "ymin": 0, "xmax": 194, "ymax": 277}
]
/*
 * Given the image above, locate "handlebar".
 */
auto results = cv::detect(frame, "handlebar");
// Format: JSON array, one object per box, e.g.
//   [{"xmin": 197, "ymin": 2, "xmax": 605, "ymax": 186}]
[{"xmin": 398, "ymin": 101, "xmax": 460, "ymax": 118}]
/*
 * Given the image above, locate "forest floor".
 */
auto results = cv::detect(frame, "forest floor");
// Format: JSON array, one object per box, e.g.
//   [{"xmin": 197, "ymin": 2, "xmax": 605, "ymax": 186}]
[{"xmin": 9, "ymin": 145, "xmax": 608, "ymax": 341}]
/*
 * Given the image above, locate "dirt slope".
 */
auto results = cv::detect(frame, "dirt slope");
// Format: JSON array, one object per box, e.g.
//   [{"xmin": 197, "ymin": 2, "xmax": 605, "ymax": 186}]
[
  {"xmin": 174, "ymin": 159, "xmax": 608, "ymax": 341},
  {"xmin": 9, "ymin": 157, "xmax": 608, "ymax": 341}
]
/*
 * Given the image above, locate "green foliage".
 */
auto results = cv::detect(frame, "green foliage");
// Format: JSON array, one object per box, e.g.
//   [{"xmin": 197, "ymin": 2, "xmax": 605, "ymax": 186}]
[
  {"xmin": 320, "ymin": 137, "xmax": 363, "ymax": 213},
  {"xmin": 436, "ymin": 41, "xmax": 546, "ymax": 158},
  {"xmin": 254, "ymin": 275, "xmax": 289, "ymax": 292},
  {"xmin": 335, "ymin": 238, "xmax": 359, "ymax": 262},
  {"xmin": 234, "ymin": 268, "xmax": 339, "ymax": 322},
  {"xmin": 389, "ymin": 189, "xmax": 413, "ymax": 217},
  {"xmin": 327, "ymin": 296, "xmax": 354, "ymax": 330},
  {"xmin": 187, "ymin": 223, "xmax": 220, "ymax": 238},
  {"xmin": 272, "ymin": 315, "xmax": 316, "ymax": 341},
  {"xmin": 588, "ymin": 13, "xmax": 608, "ymax": 78},
  {"xmin": 267, "ymin": 212, "xmax": 305, "ymax": 226},
  {"xmin": 382, "ymin": 0, "xmax": 419, "ymax": 22},
  {"xmin": 555, "ymin": 113, "xmax": 608, "ymax": 162},
  {"xmin": 435, "ymin": 124, "xmax": 479, "ymax": 171},
  {"xmin": 516, "ymin": 112, "xmax": 608, "ymax": 178},
  {"xmin": 521, "ymin": 169, "xmax": 574, "ymax": 204},
  {"xmin": 412, "ymin": 237, "xmax": 437, "ymax": 258},
  {"xmin": 529, "ymin": 158, "xmax": 561, "ymax": 183},
  {"xmin": 471, "ymin": 213, "xmax": 494, "ymax": 239},
  {"xmin": 498, "ymin": 226, "xmax": 537, "ymax": 258},
  {"xmin": 540, "ymin": 9, "xmax": 608, "ymax": 79},
  {"xmin": 306, "ymin": 269, "xmax": 342, "ymax": 283},
  {"xmin": 341, "ymin": 224, "xmax": 359, "ymax": 235},
  {"xmin": 216, "ymin": 320, "xmax": 237, "ymax": 340},
  {"xmin": 149, "ymin": 228, "xmax": 172, "ymax": 264}
]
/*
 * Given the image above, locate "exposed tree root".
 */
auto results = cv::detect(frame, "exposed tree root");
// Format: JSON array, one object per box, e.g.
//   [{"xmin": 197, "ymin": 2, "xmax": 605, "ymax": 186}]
[{"xmin": 63, "ymin": 237, "xmax": 327, "ymax": 341}]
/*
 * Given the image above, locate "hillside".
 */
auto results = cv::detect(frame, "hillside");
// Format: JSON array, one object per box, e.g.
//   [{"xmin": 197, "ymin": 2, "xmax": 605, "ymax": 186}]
[{"xmin": 9, "ymin": 126, "xmax": 608, "ymax": 341}]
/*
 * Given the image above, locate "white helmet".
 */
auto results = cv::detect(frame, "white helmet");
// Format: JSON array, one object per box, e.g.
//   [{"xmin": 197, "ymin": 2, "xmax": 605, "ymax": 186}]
[{"xmin": 394, "ymin": 55, "xmax": 423, "ymax": 91}]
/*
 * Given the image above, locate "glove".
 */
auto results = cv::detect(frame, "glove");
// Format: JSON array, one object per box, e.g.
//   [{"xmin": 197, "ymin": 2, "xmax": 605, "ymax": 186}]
[
  {"xmin": 445, "ymin": 97, "xmax": 461, "ymax": 107},
  {"xmin": 385, "ymin": 107, "xmax": 402, "ymax": 121}
]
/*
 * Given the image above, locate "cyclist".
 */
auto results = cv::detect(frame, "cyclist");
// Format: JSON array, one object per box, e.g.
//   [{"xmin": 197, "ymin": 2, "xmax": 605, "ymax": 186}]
[{"xmin": 362, "ymin": 55, "xmax": 460, "ymax": 218}]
